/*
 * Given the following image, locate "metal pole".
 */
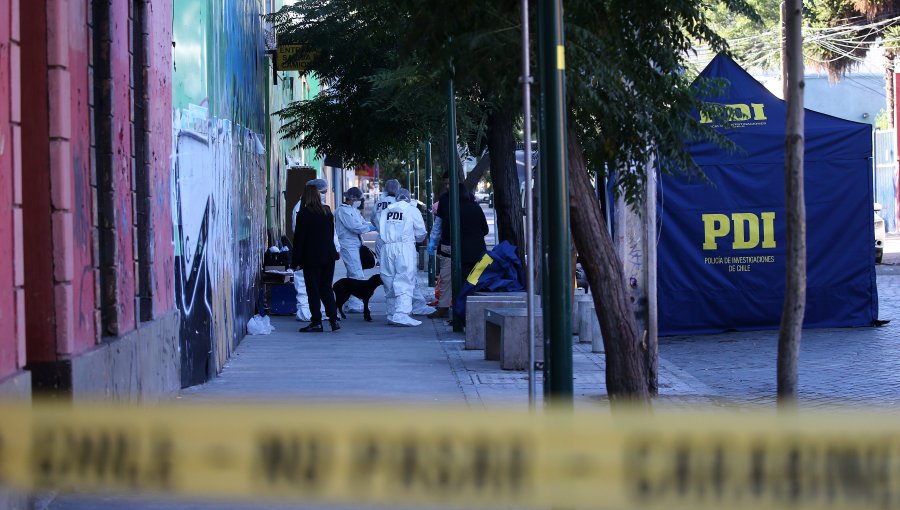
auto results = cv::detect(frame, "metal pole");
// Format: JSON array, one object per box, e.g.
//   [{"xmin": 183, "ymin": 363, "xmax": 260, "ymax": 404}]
[
  {"xmin": 448, "ymin": 63, "xmax": 464, "ymax": 332},
  {"xmin": 538, "ymin": 0, "xmax": 573, "ymax": 400},
  {"xmin": 415, "ymin": 146, "xmax": 421, "ymax": 201},
  {"xmin": 521, "ymin": 0, "xmax": 537, "ymax": 408},
  {"xmin": 406, "ymin": 159, "xmax": 412, "ymax": 192},
  {"xmin": 646, "ymin": 159, "xmax": 658, "ymax": 395},
  {"xmin": 425, "ymin": 139, "xmax": 436, "ymax": 287}
]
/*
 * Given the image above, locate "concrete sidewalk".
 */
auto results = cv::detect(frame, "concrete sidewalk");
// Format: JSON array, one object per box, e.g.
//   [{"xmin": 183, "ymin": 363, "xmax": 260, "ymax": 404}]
[
  {"xmin": 179, "ymin": 266, "xmax": 713, "ymax": 409},
  {"xmin": 159, "ymin": 262, "xmax": 900, "ymax": 412}
]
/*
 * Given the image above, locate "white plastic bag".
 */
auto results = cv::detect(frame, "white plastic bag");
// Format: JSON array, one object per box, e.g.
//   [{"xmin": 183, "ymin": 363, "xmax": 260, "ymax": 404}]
[{"xmin": 247, "ymin": 314, "xmax": 275, "ymax": 335}]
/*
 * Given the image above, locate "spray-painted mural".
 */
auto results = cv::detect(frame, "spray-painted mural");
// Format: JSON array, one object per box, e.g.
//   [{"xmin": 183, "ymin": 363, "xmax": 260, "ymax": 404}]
[{"xmin": 173, "ymin": 0, "xmax": 269, "ymax": 386}]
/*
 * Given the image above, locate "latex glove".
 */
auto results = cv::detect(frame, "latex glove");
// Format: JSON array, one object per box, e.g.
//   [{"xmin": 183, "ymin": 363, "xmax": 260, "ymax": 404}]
[
  {"xmin": 427, "ymin": 238, "xmax": 436, "ymax": 256},
  {"xmin": 368, "ymin": 224, "xmax": 377, "ymax": 232}
]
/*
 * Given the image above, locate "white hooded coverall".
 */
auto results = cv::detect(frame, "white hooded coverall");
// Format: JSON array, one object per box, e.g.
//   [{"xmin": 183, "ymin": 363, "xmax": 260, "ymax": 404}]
[
  {"xmin": 379, "ymin": 200, "xmax": 426, "ymax": 326},
  {"xmin": 370, "ymin": 195, "xmax": 396, "ymax": 259},
  {"xmin": 335, "ymin": 203, "xmax": 371, "ymax": 312}
]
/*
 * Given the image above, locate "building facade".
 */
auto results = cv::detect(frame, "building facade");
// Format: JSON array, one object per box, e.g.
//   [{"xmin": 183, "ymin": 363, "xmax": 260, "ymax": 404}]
[
  {"xmin": 0, "ymin": 0, "xmax": 325, "ymax": 404},
  {"xmin": 0, "ymin": 0, "xmax": 179, "ymax": 402}
]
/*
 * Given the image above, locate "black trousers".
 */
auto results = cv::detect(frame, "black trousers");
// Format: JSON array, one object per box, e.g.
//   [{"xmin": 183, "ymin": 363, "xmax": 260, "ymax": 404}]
[{"xmin": 303, "ymin": 262, "xmax": 337, "ymax": 323}]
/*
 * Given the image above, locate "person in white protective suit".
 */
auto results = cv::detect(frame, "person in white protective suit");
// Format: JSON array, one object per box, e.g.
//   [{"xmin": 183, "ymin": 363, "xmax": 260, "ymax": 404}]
[
  {"xmin": 293, "ymin": 178, "xmax": 341, "ymax": 321},
  {"xmin": 334, "ymin": 187, "xmax": 376, "ymax": 313},
  {"xmin": 379, "ymin": 188, "xmax": 427, "ymax": 326},
  {"xmin": 370, "ymin": 179, "xmax": 400, "ymax": 259}
]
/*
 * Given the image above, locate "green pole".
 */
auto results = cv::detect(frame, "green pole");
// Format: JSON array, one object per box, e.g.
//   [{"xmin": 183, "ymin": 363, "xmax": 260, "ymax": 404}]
[
  {"xmin": 425, "ymin": 139, "xmax": 436, "ymax": 287},
  {"xmin": 448, "ymin": 64, "xmax": 463, "ymax": 332},
  {"xmin": 538, "ymin": 0, "xmax": 573, "ymax": 400},
  {"xmin": 536, "ymin": 0, "xmax": 552, "ymax": 398}
]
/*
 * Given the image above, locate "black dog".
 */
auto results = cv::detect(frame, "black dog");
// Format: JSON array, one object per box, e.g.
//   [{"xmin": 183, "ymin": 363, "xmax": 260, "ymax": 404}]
[{"xmin": 333, "ymin": 274, "xmax": 383, "ymax": 322}]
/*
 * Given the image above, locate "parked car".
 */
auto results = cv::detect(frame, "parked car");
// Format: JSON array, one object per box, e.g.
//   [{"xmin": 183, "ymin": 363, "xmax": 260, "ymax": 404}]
[
  {"xmin": 474, "ymin": 191, "xmax": 490, "ymax": 204},
  {"xmin": 875, "ymin": 203, "xmax": 886, "ymax": 264}
]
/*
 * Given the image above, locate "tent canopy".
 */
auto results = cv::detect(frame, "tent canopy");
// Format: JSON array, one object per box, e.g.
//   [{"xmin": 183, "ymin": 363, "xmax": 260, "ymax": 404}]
[{"xmin": 658, "ymin": 53, "xmax": 877, "ymax": 335}]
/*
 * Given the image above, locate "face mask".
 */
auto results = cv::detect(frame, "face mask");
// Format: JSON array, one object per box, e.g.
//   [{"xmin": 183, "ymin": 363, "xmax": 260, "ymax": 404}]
[{"xmin": 320, "ymin": 192, "xmax": 327, "ymax": 204}]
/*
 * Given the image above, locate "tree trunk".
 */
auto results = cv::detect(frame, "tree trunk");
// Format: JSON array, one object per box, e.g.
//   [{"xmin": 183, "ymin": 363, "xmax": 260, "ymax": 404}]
[
  {"xmin": 778, "ymin": 0, "xmax": 806, "ymax": 406},
  {"xmin": 464, "ymin": 153, "xmax": 490, "ymax": 191},
  {"xmin": 432, "ymin": 134, "xmax": 465, "ymax": 183},
  {"xmin": 567, "ymin": 127, "xmax": 649, "ymax": 401},
  {"xmin": 486, "ymin": 107, "xmax": 525, "ymax": 260}
]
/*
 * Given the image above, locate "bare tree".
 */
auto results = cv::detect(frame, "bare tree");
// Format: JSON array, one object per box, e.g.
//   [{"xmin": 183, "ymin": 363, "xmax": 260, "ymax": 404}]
[{"xmin": 777, "ymin": 0, "xmax": 806, "ymax": 406}]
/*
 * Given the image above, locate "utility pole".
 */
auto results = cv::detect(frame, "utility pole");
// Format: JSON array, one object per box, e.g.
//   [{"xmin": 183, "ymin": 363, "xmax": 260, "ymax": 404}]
[
  {"xmin": 425, "ymin": 139, "xmax": 436, "ymax": 287},
  {"xmin": 537, "ymin": 0, "xmax": 573, "ymax": 401},
  {"xmin": 778, "ymin": 0, "xmax": 806, "ymax": 406},
  {"xmin": 448, "ymin": 61, "xmax": 463, "ymax": 332}
]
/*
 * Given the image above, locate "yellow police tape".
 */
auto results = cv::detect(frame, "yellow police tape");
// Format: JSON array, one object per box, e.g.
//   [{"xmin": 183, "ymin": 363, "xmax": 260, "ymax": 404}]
[{"xmin": 2, "ymin": 402, "xmax": 900, "ymax": 509}]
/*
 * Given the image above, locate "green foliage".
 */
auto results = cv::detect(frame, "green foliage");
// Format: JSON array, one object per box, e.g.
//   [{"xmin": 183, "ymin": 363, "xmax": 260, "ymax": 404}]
[
  {"xmin": 268, "ymin": 0, "xmax": 491, "ymax": 167},
  {"xmin": 704, "ymin": 0, "xmax": 781, "ymax": 70},
  {"xmin": 270, "ymin": 0, "xmax": 761, "ymax": 206},
  {"xmin": 874, "ymin": 107, "xmax": 890, "ymax": 129},
  {"xmin": 566, "ymin": 0, "xmax": 754, "ymax": 204}
]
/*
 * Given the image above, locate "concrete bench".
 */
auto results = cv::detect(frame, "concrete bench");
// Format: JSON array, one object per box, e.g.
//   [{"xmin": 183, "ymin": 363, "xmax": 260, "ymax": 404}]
[
  {"xmin": 575, "ymin": 295, "xmax": 603, "ymax": 352},
  {"xmin": 474, "ymin": 291, "xmax": 527, "ymax": 297},
  {"xmin": 484, "ymin": 308, "xmax": 544, "ymax": 370},
  {"xmin": 464, "ymin": 294, "xmax": 527, "ymax": 350},
  {"xmin": 572, "ymin": 292, "xmax": 591, "ymax": 336}
]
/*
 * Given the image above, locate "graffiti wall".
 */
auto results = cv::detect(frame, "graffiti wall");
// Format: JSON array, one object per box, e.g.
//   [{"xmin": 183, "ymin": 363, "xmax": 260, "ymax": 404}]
[{"xmin": 173, "ymin": 0, "xmax": 268, "ymax": 386}]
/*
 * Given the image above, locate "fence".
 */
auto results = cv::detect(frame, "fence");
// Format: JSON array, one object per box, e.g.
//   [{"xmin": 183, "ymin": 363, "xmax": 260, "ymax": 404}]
[{"xmin": 873, "ymin": 129, "xmax": 898, "ymax": 233}]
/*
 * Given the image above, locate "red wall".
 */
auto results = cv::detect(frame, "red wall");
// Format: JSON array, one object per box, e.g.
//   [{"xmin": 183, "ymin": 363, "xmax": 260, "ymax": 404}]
[
  {"xmin": 5, "ymin": 0, "xmax": 175, "ymax": 377},
  {"xmin": 21, "ymin": 0, "xmax": 56, "ymax": 363},
  {"xmin": 147, "ymin": 0, "xmax": 175, "ymax": 314},
  {"xmin": 0, "ymin": 0, "xmax": 18, "ymax": 377},
  {"xmin": 68, "ymin": 0, "xmax": 96, "ymax": 351},
  {"xmin": 109, "ymin": 0, "xmax": 136, "ymax": 332}
]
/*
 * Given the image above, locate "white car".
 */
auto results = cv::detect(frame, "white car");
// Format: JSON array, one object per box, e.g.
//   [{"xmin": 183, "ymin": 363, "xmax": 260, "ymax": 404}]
[
  {"xmin": 474, "ymin": 191, "xmax": 490, "ymax": 204},
  {"xmin": 875, "ymin": 203, "xmax": 886, "ymax": 264}
]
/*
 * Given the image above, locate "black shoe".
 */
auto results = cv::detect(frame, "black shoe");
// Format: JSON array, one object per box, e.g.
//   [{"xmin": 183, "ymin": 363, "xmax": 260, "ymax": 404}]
[
  {"xmin": 427, "ymin": 308, "xmax": 449, "ymax": 319},
  {"xmin": 299, "ymin": 322, "xmax": 323, "ymax": 333},
  {"xmin": 329, "ymin": 319, "xmax": 341, "ymax": 332}
]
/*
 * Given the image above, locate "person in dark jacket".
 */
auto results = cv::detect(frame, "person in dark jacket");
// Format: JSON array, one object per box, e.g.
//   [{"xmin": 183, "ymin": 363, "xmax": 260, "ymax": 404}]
[
  {"xmin": 292, "ymin": 183, "xmax": 341, "ymax": 332},
  {"xmin": 428, "ymin": 183, "xmax": 489, "ymax": 318}
]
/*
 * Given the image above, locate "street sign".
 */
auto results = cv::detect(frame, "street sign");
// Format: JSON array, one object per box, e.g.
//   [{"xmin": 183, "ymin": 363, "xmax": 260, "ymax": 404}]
[{"xmin": 276, "ymin": 44, "xmax": 315, "ymax": 72}]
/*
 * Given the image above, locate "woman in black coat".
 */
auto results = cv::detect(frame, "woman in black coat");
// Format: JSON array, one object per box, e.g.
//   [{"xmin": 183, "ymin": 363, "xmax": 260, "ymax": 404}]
[{"xmin": 292, "ymin": 183, "xmax": 341, "ymax": 332}]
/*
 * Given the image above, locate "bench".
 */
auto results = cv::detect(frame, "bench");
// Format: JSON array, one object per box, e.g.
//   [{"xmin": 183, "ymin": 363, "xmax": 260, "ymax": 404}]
[
  {"xmin": 484, "ymin": 308, "xmax": 544, "ymax": 370},
  {"xmin": 464, "ymin": 293, "xmax": 527, "ymax": 350}
]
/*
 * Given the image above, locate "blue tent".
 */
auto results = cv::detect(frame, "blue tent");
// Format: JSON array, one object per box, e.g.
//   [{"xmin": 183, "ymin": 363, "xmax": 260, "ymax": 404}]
[{"xmin": 658, "ymin": 53, "xmax": 878, "ymax": 335}]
